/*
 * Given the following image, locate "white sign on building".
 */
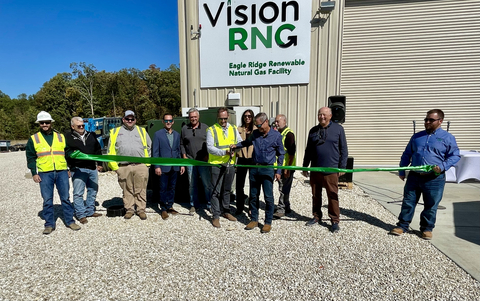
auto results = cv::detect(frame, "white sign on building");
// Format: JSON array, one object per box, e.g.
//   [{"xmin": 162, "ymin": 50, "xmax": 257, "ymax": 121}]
[{"xmin": 199, "ymin": 0, "xmax": 312, "ymax": 88}]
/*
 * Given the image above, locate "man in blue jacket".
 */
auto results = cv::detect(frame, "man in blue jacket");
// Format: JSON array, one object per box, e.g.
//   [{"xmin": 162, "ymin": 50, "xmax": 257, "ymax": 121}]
[
  {"xmin": 302, "ymin": 107, "xmax": 348, "ymax": 233},
  {"xmin": 153, "ymin": 113, "xmax": 185, "ymax": 220},
  {"xmin": 390, "ymin": 109, "xmax": 460, "ymax": 240}
]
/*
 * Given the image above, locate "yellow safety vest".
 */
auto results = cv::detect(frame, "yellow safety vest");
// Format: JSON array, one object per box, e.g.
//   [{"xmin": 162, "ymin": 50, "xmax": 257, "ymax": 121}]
[
  {"xmin": 108, "ymin": 125, "xmax": 150, "ymax": 171},
  {"xmin": 279, "ymin": 127, "xmax": 296, "ymax": 166},
  {"xmin": 32, "ymin": 132, "xmax": 67, "ymax": 172},
  {"xmin": 208, "ymin": 123, "xmax": 238, "ymax": 165}
]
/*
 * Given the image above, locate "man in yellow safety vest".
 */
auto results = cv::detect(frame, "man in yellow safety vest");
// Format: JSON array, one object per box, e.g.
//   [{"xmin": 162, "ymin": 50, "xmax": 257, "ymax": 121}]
[
  {"xmin": 107, "ymin": 110, "xmax": 151, "ymax": 220},
  {"xmin": 206, "ymin": 107, "xmax": 243, "ymax": 228},
  {"xmin": 26, "ymin": 111, "xmax": 81, "ymax": 234},
  {"xmin": 273, "ymin": 114, "xmax": 296, "ymax": 219}
]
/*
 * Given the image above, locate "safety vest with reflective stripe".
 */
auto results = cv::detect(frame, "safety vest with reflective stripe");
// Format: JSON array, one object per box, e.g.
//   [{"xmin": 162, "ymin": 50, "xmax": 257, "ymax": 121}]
[
  {"xmin": 208, "ymin": 123, "xmax": 238, "ymax": 165},
  {"xmin": 108, "ymin": 125, "xmax": 150, "ymax": 171},
  {"xmin": 31, "ymin": 132, "xmax": 67, "ymax": 172},
  {"xmin": 280, "ymin": 127, "xmax": 296, "ymax": 166}
]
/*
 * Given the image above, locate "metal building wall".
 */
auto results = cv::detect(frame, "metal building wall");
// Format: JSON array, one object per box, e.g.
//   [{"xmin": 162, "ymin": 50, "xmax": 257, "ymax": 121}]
[
  {"xmin": 178, "ymin": 0, "xmax": 345, "ymax": 165},
  {"xmin": 341, "ymin": 0, "xmax": 480, "ymax": 166}
]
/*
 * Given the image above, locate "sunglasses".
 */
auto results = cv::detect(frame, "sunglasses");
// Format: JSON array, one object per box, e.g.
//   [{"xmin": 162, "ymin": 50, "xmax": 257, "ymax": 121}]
[
  {"xmin": 244, "ymin": 115, "xmax": 252, "ymax": 118},
  {"xmin": 218, "ymin": 118, "xmax": 228, "ymax": 121},
  {"xmin": 424, "ymin": 118, "xmax": 440, "ymax": 123},
  {"xmin": 76, "ymin": 125, "xmax": 85, "ymax": 128},
  {"xmin": 164, "ymin": 120, "xmax": 173, "ymax": 123},
  {"xmin": 255, "ymin": 120, "xmax": 266, "ymax": 128},
  {"xmin": 125, "ymin": 118, "xmax": 135, "ymax": 122},
  {"xmin": 39, "ymin": 121, "xmax": 51, "ymax": 125}
]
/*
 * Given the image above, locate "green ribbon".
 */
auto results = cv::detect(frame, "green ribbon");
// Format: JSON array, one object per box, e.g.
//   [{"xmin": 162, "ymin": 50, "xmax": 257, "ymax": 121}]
[
  {"xmin": 70, "ymin": 150, "xmax": 434, "ymax": 173},
  {"xmin": 70, "ymin": 150, "xmax": 218, "ymax": 167},
  {"xmin": 235, "ymin": 164, "xmax": 433, "ymax": 173}
]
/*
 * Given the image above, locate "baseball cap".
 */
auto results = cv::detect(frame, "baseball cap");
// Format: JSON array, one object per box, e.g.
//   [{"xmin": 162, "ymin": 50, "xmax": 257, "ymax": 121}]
[{"xmin": 124, "ymin": 110, "xmax": 135, "ymax": 118}]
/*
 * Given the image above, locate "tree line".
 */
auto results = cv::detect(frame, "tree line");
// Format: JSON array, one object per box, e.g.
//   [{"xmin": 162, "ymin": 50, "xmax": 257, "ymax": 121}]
[{"xmin": 0, "ymin": 62, "xmax": 181, "ymax": 140}]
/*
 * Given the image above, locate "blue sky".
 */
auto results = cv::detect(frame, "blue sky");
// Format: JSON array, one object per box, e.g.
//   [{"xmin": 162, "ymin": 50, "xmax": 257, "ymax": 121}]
[{"xmin": 0, "ymin": 0, "xmax": 179, "ymax": 98}]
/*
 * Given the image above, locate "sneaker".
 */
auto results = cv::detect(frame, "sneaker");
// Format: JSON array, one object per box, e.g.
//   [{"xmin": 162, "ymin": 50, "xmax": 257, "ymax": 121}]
[
  {"xmin": 88, "ymin": 213, "xmax": 103, "ymax": 217},
  {"xmin": 389, "ymin": 228, "xmax": 405, "ymax": 236},
  {"xmin": 244, "ymin": 221, "xmax": 258, "ymax": 230},
  {"xmin": 212, "ymin": 218, "xmax": 221, "ymax": 228},
  {"xmin": 68, "ymin": 223, "xmax": 81, "ymax": 231},
  {"xmin": 273, "ymin": 211, "xmax": 285, "ymax": 219},
  {"xmin": 331, "ymin": 223, "xmax": 340, "ymax": 233},
  {"xmin": 161, "ymin": 211, "xmax": 169, "ymax": 220},
  {"xmin": 138, "ymin": 212, "xmax": 147, "ymax": 220},
  {"xmin": 422, "ymin": 231, "xmax": 433, "ymax": 240},
  {"xmin": 222, "ymin": 213, "xmax": 237, "ymax": 221},
  {"xmin": 79, "ymin": 217, "xmax": 88, "ymax": 224},
  {"xmin": 124, "ymin": 211, "xmax": 134, "ymax": 219},
  {"xmin": 306, "ymin": 218, "xmax": 319, "ymax": 226},
  {"xmin": 189, "ymin": 207, "xmax": 196, "ymax": 216},
  {"xmin": 42, "ymin": 227, "xmax": 55, "ymax": 235},
  {"xmin": 261, "ymin": 224, "xmax": 272, "ymax": 233},
  {"xmin": 167, "ymin": 208, "xmax": 179, "ymax": 215}
]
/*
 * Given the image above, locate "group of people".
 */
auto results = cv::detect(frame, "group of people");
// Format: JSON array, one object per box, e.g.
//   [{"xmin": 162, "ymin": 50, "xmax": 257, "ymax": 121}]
[{"xmin": 26, "ymin": 107, "xmax": 458, "ymax": 240}]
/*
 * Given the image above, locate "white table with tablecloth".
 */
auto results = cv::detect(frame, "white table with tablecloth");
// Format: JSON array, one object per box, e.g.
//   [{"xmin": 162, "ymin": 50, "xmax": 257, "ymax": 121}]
[{"xmin": 446, "ymin": 150, "xmax": 480, "ymax": 183}]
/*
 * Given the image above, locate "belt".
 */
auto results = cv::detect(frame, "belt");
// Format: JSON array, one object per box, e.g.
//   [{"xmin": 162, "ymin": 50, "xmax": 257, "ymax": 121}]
[{"xmin": 413, "ymin": 171, "xmax": 444, "ymax": 177}]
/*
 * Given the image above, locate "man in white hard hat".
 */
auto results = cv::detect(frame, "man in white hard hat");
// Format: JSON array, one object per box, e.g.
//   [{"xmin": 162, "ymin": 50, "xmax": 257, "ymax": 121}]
[
  {"xmin": 107, "ymin": 110, "xmax": 151, "ymax": 220},
  {"xmin": 26, "ymin": 111, "xmax": 81, "ymax": 234}
]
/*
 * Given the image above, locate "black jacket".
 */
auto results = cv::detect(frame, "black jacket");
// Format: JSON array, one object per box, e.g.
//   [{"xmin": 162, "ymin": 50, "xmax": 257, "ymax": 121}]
[{"xmin": 65, "ymin": 130, "xmax": 102, "ymax": 170}]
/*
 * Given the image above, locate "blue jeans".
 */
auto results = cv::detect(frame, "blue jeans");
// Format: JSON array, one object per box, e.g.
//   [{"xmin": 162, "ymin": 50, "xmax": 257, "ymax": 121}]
[
  {"xmin": 249, "ymin": 167, "xmax": 275, "ymax": 225},
  {"xmin": 186, "ymin": 165, "xmax": 212, "ymax": 208},
  {"xmin": 38, "ymin": 170, "xmax": 75, "ymax": 228},
  {"xmin": 159, "ymin": 170, "xmax": 178, "ymax": 211},
  {"xmin": 71, "ymin": 167, "xmax": 99, "ymax": 219},
  {"xmin": 397, "ymin": 172, "xmax": 446, "ymax": 232}
]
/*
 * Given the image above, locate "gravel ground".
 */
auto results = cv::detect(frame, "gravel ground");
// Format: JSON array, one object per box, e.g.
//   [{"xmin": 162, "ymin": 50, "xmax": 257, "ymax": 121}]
[{"xmin": 1, "ymin": 151, "xmax": 479, "ymax": 301}]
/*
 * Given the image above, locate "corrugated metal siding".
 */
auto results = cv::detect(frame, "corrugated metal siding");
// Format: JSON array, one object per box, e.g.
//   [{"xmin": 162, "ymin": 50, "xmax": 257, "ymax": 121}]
[
  {"xmin": 341, "ymin": 0, "xmax": 480, "ymax": 165},
  {"xmin": 179, "ymin": 0, "xmax": 346, "ymax": 164}
]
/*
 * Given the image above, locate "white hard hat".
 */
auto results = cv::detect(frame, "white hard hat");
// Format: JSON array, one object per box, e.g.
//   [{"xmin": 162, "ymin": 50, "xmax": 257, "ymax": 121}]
[{"xmin": 36, "ymin": 111, "xmax": 55, "ymax": 123}]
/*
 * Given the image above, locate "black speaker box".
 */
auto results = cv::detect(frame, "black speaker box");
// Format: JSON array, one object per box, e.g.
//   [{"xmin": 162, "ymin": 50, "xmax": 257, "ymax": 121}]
[{"xmin": 339, "ymin": 156, "xmax": 354, "ymax": 183}]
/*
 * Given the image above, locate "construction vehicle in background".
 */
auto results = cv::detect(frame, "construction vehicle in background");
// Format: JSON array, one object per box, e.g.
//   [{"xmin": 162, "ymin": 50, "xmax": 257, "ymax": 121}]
[{"xmin": 83, "ymin": 117, "xmax": 123, "ymax": 154}]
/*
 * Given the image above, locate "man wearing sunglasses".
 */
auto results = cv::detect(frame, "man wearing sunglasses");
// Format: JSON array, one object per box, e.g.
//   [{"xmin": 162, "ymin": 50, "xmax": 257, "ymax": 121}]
[
  {"xmin": 231, "ymin": 112, "xmax": 285, "ymax": 233},
  {"xmin": 153, "ymin": 113, "xmax": 185, "ymax": 220},
  {"xmin": 390, "ymin": 109, "xmax": 460, "ymax": 240},
  {"xmin": 180, "ymin": 108, "xmax": 212, "ymax": 215},
  {"xmin": 65, "ymin": 117, "xmax": 103, "ymax": 225},
  {"xmin": 107, "ymin": 110, "xmax": 151, "ymax": 220},
  {"xmin": 26, "ymin": 111, "xmax": 81, "ymax": 234},
  {"xmin": 206, "ymin": 107, "xmax": 243, "ymax": 228},
  {"xmin": 302, "ymin": 107, "xmax": 348, "ymax": 233}
]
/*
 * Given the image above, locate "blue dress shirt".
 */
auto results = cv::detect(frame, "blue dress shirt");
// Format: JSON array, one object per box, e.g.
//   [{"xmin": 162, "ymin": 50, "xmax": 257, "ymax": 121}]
[
  {"xmin": 399, "ymin": 127, "xmax": 460, "ymax": 177},
  {"xmin": 236, "ymin": 128, "xmax": 285, "ymax": 174}
]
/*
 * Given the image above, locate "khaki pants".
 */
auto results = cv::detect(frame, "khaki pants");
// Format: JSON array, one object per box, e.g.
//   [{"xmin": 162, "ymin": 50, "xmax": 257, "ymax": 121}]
[{"xmin": 117, "ymin": 164, "xmax": 149, "ymax": 213}]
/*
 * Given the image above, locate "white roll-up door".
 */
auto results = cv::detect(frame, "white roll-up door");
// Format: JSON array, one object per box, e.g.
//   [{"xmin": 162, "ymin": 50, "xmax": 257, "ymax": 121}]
[{"xmin": 341, "ymin": 0, "xmax": 480, "ymax": 166}]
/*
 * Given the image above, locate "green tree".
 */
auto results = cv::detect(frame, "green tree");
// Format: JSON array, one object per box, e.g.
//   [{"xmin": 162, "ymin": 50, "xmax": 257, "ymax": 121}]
[
  {"xmin": 70, "ymin": 62, "xmax": 98, "ymax": 118},
  {"xmin": 34, "ymin": 73, "xmax": 76, "ymax": 134}
]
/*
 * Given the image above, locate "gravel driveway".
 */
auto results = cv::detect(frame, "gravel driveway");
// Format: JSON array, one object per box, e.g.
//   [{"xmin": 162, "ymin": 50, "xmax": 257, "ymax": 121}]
[{"xmin": 1, "ymin": 151, "xmax": 479, "ymax": 300}]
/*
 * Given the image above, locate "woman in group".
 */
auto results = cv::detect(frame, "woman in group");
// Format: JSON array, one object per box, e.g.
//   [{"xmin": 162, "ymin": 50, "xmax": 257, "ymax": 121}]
[{"xmin": 235, "ymin": 109, "xmax": 255, "ymax": 215}]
